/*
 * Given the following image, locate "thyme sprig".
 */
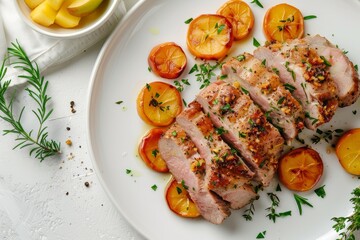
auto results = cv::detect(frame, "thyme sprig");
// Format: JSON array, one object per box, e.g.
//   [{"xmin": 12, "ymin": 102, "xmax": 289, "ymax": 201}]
[
  {"xmin": 332, "ymin": 188, "xmax": 360, "ymax": 240},
  {"xmin": 0, "ymin": 41, "xmax": 61, "ymax": 161},
  {"xmin": 266, "ymin": 193, "xmax": 291, "ymax": 222},
  {"xmin": 189, "ymin": 62, "xmax": 220, "ymax": 89},
  {"xmin": 311, "ymin": 128, "xmax": 344, "ymax": 144},
  {"xmin": 242, "ymin": 202, "xmax": 255, "ymax": 221}
]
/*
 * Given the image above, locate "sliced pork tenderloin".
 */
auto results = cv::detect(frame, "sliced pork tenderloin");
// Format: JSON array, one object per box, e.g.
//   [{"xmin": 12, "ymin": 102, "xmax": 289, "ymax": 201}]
[
  {"xmin": 158, "ymin": 123, "xmax": 231, "ymax": 224},
  {"xmin": 303, "ymin": 35, "xmax": 360, "ymax": 107},
  {"xmin": 176, "ymin": 102, "xmax": 258, "ymax": 209},
  {"xmin": 196, "ymin": 81, "xmax": 284, "ymax": 187},
  {"xmin": 254, "ymin": 40, "xmax": 338, "ymax": 130},
  {"xmin": 221, "ymin": 53, "xmax": 304, "ymax": 142}
]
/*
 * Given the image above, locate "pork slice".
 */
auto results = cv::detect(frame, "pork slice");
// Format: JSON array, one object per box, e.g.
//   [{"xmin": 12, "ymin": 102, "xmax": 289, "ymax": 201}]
[
  {"xmin": 303, "ymin": 35, "xmax": 360, "ymax": 107},
  {"xmin": 158, "ymin": 123, "xmax": 230, "ymax": 224},
  {"xmin": 196, "ymin": 81, "xmax": 284, "ymax": 186},
  {"xmin": 221, "ymin": 53, "xmax": 304, "ymax": 142},
  {"xmin": 254, "ymin": 40, "xmax": 339, "ymax": 130},
  {"xmin": 176, "ymin": 102, "xmax": 257, "ymax": 209}
]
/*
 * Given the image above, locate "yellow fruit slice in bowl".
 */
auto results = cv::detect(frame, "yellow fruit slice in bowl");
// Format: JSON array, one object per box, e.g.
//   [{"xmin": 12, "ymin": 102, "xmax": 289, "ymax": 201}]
[
  {"xmin": 67, "ymin": 0, "xmax": 103, "ymax": 17},
  {"xmin": 187, "ymin": 14, "xmax": 234, "ymax": 60},
  {"xmin": 336, "ymin": 128, "xmax": 360, "ymax": 175},
  {"xmin": 217, "ymin": 0, "xmax": 254, "ymax": 40}
]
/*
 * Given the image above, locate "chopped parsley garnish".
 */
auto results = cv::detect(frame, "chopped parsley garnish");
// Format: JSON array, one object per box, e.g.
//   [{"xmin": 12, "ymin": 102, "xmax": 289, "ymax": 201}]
[
  {"xmin": 184, "ymin": 18, "xmax": 193, "ymax": 24},
  {"xmin": 314, "ymin": 185, "xmax": 326, "ymax": 198},
  {"xmin": 353, "ymin": 110, "xmax": 357, "ymax": 115},
  {"xmin": 283, "ymin": 83, "xmax": 296, "ymax": 93},
  {"xmin": 276, "ymin": 184, "xmax": 282, "ymax": 192},
  {"xmin": 256, "ymin": 231, "xmax": 266, "ymax": 239},
  {"xmin": 238, "ymin": 131, "xmax": 247, "ymax": 138},
  {"xmin": 115, "ymin": 100, "xmax": 123, "ymax": 105},
  {"xmin": 182, "ymin": 98, "xmax": 187, "ymax": 107},
  {"xmin": 241, "ymin": 87, "xmax": 249, "ymax": 95},
  {"xmin": 355, "ymin": 65, "xmax": 358, "ymax": 72},
  {"xmin": 272, "ymin": 67, "xmax": 279, "ymax": 75},
  {"xmin": 215, "ymin": 23, "xmax": 226, "ymax": 34},
  {"xmin": 151, "ymin": 184, "xmax": 158, "ymax": 191},
  {"xmin": 151, "ymin": 149, "xmax": 159, "ymax": 158},
  {"xmin": 277, "ymin": 96, "xmax": 285, "ymax": 105},
  {"xmin": 220, "ymin": 103, "xmax": 232, "ymax": 113},
  {"xmin": 148, "ymin": 66, "xmax": 152, "ymax": 72},
  {"xmin": 176, "ymin": 186, "xmax": 182, "ymax": 194},
  {"xmin": 236, "ymin": 55, "xmax": 246, "ymax": 62},
  {"xmin": 253, "ymin": 37, "xmax": 261, "ymax": 47},
  {"xmin": 294, "ymin": 194, "xmax": 313, "ymax": 215},
  {"xmin": 251, "ymin": 0, "xmax": 263, "ymax": 8},
  {"xmin": 311, "ymin": 128, "xmax": 343, "ymax": 144},
  {"xmin": 261, "ymin": 59, "xmax": 266, "ymax": 67},
  {"xmin": 126, "ymin": 169, "xmax": 132, "ymax": 174},
  {"xmin": 320, "ymin": 56, "xmax": 332, "ymax": 67},
  {"xmin": 181, "ymin": 180, "xmax": 189, "ymax": 190},
  {"xmin": 303, "ymin": 15, "xmax": 317, "ymax": 20},
  {"xmin": 220, "ymin": 74, "xmax": 228, "ymax": 80},
  {"xmin": 215, "ymin": 127, "xmax": 227, "ymax": 135},
  {"xmin": 172, "ymin": 131, "xmax": 177, "ymax": 137},
  {"xmin": 146, "ymin": 83, "xmax": 151, "ymax": 91}
]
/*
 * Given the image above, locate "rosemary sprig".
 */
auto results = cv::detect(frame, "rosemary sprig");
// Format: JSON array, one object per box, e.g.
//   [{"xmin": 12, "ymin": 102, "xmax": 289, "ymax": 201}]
[
  {"xmin": 332, "ymin": 188, "xmax": 360, "ymax": 240},
  {"xmin": 0, "ymin": 41, "xmax": 61, "ymax": 161}
]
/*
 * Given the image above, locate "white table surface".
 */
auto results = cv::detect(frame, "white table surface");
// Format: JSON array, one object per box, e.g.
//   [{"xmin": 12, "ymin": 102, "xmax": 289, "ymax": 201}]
[{"xmin": 0, "ymin": 0, "xmax": 145, "ymax": 239}]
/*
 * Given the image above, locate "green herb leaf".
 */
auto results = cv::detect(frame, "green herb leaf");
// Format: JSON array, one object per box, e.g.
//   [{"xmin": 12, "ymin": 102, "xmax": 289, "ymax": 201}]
[
  {"xmin": 184, "ymin": 18, "xmax": 193, "ymax": 24},
  {"xmin": 294, "ymin": 194, "xmax": 313, "ymax": 215},
  {"xmin": 176, "ymin": 186, "xmax": 182, "ymax": 194},
  {"xmin": 320, "ymin": 56, "xmax": 332, "ymax": 66},
  {"xmin": 253, "ymin": 37, "xmax": 261, "ymax": 47},
  {"xmin": 314, "ymin": 185, "xmax": 326, "ymax": 198},
  {"xmin": 151, "ymin": 184, "xmax": 158, "ymax": 191},
  {"xmin": 283, "ymin": 83, "xmax": 296, "ymax": 93},
  {"xmin": 126, "ymin": 169, "xmax": 132, "ymax": 174},
  {"xmin": 303, "ymin": 15, "xmax": 317, "ymax": 20},
  {"xmin": 181, "ymin": 180, "xmax": 189, "ymax": 190},
  {"xmin": 256, "ymin": 231, "xmax": 266, "ymax": 239},
  {"xmin": 251, "ymin": 0, "xmax": 263, "ymax": 8}
]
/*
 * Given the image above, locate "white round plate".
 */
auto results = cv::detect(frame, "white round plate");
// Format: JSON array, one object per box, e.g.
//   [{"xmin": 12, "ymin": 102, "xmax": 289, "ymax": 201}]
[{"xmin": 87, "ymin": 0, "xmax": 360, "ymax": 239}]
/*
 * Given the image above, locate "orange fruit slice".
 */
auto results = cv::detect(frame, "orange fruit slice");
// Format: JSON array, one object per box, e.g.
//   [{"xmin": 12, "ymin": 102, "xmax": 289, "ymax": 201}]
[
  {"xmin": 217, "ymin": 0, "xmax": 254, "ymax": 40},
  {"xmin": 136, "ymin": 81, "xmax": 182, "ymax": 127},
  {"xmin": 187, "ymin": 14, "xmax": 234, "ymax": 60},
  {"xmin": 278, "ymin": 147, "xmax": 323, "ymax": 192},
  {"xmin": 138, "ymin": 128, "xmax": 169, "ymax": 173},
  {"xmin": 263, "ymin": 3, "xmax": 304, "ymax": 42},
  {"xmin": 336, "ymin": 128, "xmax": 360, "ymax": 175},
  {"xmin": 148, "ymin": 42, "xmax": 187, "ymax": 79},
  {"xmin": 165, "ymin": 178, "xmax": 200, "ymax": 218}
]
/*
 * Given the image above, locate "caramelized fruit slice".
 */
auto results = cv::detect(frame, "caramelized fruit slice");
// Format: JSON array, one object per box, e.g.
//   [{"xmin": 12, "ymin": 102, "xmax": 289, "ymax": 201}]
[
  {"xmin": 165, "ymin": 177, "xmax": 200, "ymax": 218},
  {"xmin": 336, "ymin": 128, "xmax": 360, "ymax": 175},
  {"xmin": 187, "ymin": 14, "xmax": 233, "ymax": 60},
  {"xmin": 278, "ymin": 147, "xmax": 323, "ymax": 191},
  {"xmin": 148, "ymin": 42, "xmax": 187, "ymax": 79},
  {"xmin": 263, "ymin": 3, "xmax": 304, "ymax": 42},
  {"xmin": 217, "ymin": 0, "xmax": 254, "ymax": 40},
  {"xmin": 138, "ymin": 128, "xmax": 169, "ymax": 173},
  {"xmin": 137, "ymin": 81, "xmax": 182, "ymax": 127}
]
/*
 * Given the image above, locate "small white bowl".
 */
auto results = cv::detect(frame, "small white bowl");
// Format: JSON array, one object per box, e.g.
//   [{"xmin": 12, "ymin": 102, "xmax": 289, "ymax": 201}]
[{"xmin": 15, "ymin": 0, "xmax": 119, "ymax": 39}]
